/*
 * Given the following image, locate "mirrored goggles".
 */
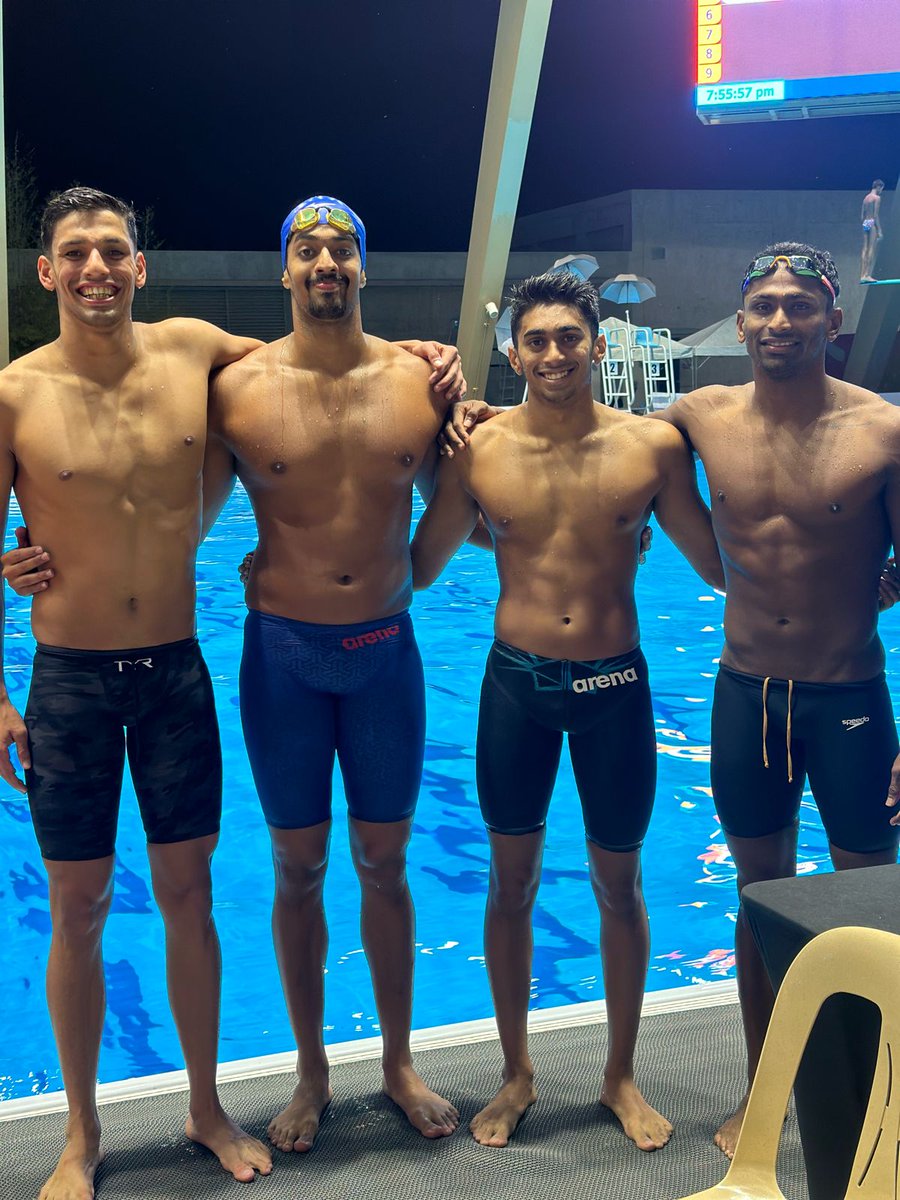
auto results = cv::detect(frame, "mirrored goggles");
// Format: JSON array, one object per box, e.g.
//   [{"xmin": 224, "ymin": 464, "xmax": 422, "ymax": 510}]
[
  {"xmin": 290, "ymin": 205, "xmax": 356, "ymax": 237},
  {"xmin": 741, "ymin": 254, "xmax": 837, "ymax": 301}
]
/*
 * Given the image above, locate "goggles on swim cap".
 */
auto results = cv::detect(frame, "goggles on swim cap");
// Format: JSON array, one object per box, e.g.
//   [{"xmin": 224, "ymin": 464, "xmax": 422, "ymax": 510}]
[
  {"xmin": 280, "ymin": 196, "xmax": 366, "ymax": 269},
  {"xmin": 741, "ymin": 254, "xmax": 838, "ymax": 301}
]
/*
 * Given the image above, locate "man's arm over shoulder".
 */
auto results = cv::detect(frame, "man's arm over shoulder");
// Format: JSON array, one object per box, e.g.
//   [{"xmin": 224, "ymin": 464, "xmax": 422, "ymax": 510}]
[
  {"xmin": 202, "ymin": 372, "xmax": 239, "ymax": 540},
  {"xmin": 650, "ymin": 422, "xmax": 724, "ymax": 589},
  {"xmin": 879, "ymin": 411, "xmax": 900, "ymax": 819},
  {"xmin": 163, "ymin": 317, "xmax": 263, "ymax": 370},
  {"xmin": 411, "ymin": 451, "xmax": 482, "ymax": 590},
  {"xmin": 648, "ymin": 386, "xmax": 724, "ymax": 449},
  {"xmin": 0, "ymin": 383, "xmax": 29, "ymax": 791}
]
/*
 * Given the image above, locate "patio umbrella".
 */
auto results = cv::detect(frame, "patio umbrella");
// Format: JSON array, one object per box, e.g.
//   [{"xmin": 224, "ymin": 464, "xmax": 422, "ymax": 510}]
[
  {"xmin": 549, "ymin": 253, "xmax": 600, "ymax": 281},
  {"xmin": 494, "ymin": 305, "xmax": 513, "ymax": 355},
  {"xmin": 597, "ymin": 273, "xmax": 656, "ymax": 328}
]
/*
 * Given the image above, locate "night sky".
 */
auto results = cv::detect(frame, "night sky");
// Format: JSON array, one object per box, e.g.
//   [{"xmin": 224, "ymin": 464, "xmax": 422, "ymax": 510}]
[{"xmin": 5, "ymin": 0, "xmax": 899, "ymax": 252}]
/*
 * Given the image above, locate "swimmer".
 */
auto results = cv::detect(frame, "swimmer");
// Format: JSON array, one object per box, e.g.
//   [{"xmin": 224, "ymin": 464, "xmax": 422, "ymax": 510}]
[
  {"xmin": 0, "ymin": 188, "xmax": 464, "ymax": 1198},
  {"xmin": 0, "ymin": 187, "xmax": 273, "ymax": 1199},
  {"xmin": 411, "ymin": 271, "xmax": 724, "ymax": 1151},
  {"xmin": 200, "ymin": 196, "xmax": 461, "ymax": 1152},
  {"xmin": 441, "ymin": 243, "xmax": 900, "ymax": 1159},
  {"xmin": 656, "ymin": 243, "xmax": 900, "ymax": 1157},
  {"xmin": 860, "ymin": 180, "xmax": 884, "ymax": 281}
]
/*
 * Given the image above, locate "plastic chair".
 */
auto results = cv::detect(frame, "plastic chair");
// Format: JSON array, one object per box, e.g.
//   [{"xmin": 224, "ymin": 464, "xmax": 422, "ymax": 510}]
[{"xmin": 675, "ymin": 926, "xmax": 900, "ymax": 1200}]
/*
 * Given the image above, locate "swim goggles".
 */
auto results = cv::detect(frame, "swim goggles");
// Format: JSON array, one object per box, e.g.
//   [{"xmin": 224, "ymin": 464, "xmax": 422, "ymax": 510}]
[
  {"xmin": 291, "ymin": 205, "xmax": 356, "ymax": 238},
  {"xmin": 280, "ymin": 195, "xmax": 367, "ymax": 269},
  {"xmin": 741, "ymin": 254, "xmax": 837, "ymax": 301}
]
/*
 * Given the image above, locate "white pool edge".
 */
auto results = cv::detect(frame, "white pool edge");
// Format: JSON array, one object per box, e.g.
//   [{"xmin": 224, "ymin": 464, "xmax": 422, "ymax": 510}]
[{"xmin": 0, "ymin": 980, "xmax": 736, "ymax": 1122}]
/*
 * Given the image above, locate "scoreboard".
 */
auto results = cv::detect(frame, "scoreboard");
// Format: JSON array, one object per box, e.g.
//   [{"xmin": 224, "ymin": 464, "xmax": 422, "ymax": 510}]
[{"xmin": 696, "ymin": 0, "xmax": 900, "ymax": 124}]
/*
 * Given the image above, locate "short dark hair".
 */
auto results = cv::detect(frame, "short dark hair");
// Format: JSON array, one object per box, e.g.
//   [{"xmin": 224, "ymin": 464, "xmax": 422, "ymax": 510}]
[
  {"xmin": 40, "ymin": 187, "xmax": 138, "ymax": 254},
  {"xmin": 873, "ymin": 179, "xmax": 885, "ymax": 190},
  {"xmin": 742, "ymin": 241, "xmax": 840, "ymax": 304},
  {"xmin": 507, "ymin": 272, "xmax": 600, "ymax": 345}
]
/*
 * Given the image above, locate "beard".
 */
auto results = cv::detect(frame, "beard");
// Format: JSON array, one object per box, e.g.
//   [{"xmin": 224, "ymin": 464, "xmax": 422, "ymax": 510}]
[{"xmin": 307, "ymin": 280, "xmax": 349, "ymax": 321}]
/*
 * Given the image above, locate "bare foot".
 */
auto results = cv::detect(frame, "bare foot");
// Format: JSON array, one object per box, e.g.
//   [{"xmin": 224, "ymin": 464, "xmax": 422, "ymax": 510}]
[
  {"xmin": 186, "ymin": 1110, "xmax": 272, "ymax": 1181},
  {"xmin": 469, "ymin": 1075, "xmax": 536, "ymax": 1147},
  {"xmin": 714, "ymin": 1092, "xmax": 749, "ymax": 1159},
  {"xmin": 600, "ymin": 1076, "xmax": 673, "ymax": 1151},
  {"xmin": 383, "ymin": 1063, "xmax": 459, "ymax": 1138},
  {"xmin": 39, "ymin": 1137, "xmax": 103, "ymax": 1200},
  {"xmin": 267, "ymin": 1078, "xmax": 332, "ymax": 1152}
]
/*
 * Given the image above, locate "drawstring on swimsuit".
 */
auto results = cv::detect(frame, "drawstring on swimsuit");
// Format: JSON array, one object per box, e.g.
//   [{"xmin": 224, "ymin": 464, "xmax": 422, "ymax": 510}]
[{"xmin": 761, "ymin": 676, "xmax": 794, "ymax": 783}]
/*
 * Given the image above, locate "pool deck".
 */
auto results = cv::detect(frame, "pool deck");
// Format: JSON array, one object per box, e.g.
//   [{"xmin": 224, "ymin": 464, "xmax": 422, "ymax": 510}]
[{"xmin": 2, "ymin": 983, "xmax": 809, "ymax": 1200}]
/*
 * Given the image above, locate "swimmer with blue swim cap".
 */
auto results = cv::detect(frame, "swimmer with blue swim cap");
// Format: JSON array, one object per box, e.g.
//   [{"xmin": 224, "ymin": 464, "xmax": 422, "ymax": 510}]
[{"xmin": 280, "ymin": 196, "xmax": 366, "ymax": 270}]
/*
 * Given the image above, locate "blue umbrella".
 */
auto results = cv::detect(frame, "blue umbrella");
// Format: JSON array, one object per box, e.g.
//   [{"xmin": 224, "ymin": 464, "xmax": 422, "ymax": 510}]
[
  {"xmin": 549, "ymin": 253, "xmax": 600, "ymax": 281},
  {"xmin": 597, "ymin": 272, "xmax": 656, "ymax": 328}
]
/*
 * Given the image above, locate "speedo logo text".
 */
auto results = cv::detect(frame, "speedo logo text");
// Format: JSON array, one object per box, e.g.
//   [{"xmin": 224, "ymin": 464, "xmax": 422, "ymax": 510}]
[{"xmin": 573, "ymin": 667, "xmax": 638, "ymax": 693}]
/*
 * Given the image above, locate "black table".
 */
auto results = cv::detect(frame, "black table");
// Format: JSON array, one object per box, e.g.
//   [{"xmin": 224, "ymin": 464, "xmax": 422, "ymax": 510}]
[{"xmin": 742, "ymin": 864, "xmax": 900, "ymax": 1200}]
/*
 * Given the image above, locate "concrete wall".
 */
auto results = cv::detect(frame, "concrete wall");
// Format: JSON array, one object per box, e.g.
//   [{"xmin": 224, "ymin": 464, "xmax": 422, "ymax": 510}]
[
  {"xmin": 513, "ymin": 187, "xmax": 891, "ymax": 338},
  {"xmin": 12, "ymin": 187, "xmax": 895, "ymax": 389}
]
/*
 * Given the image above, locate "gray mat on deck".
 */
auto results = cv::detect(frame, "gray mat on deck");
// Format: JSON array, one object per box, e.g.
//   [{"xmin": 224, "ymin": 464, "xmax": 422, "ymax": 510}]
[{"xmin": 3, "ymin": 1003, "xmax": 808, "ymax": 1200}]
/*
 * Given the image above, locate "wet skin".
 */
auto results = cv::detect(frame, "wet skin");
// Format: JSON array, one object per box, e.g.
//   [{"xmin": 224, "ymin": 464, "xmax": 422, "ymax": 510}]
[
  {"xmin": 0, "ymin": 209, "xmax": 271, "ymax": 1197},
  {"xmin": 412, "ymin": 301, "xmax": 721, "ymax": 1149},
  {"xmin": 657, "ymin": 265, "xmax": 900, "ymax": 1156},
  {"xmin": 203, "ymin": 222, "xmax": 459, "ymax": 1149}
]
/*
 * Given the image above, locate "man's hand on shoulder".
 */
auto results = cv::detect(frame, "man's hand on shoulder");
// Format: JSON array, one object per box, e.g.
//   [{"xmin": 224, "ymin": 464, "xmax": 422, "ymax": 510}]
[
  {"xmin": 439, "ymin": 399, "xmax": 504, "ymax": 458},
  {"xmin": 395, "ymin": 341, "xmax": 468, "ymax": 403},
  {"xmin": 2, "ymin": 527, "xmax": 53, "ymax": 596},
  {"xmin": 0, "ymin": 694, "xmax": 29, "ymax": 792}
]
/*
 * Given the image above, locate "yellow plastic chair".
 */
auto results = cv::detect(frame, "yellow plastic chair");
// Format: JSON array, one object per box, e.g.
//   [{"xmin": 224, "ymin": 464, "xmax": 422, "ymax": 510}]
[{"xmin": 676, "ymin": 926, "xmax": 900, "ymax": 1200}]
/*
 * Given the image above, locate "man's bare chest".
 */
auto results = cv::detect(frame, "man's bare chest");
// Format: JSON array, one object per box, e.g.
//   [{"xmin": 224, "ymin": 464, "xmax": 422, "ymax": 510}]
[
  {"xmin": 229, "ymin": 391, "xmax": 440, "ymax": 483},
  {"xmin": 473, "ymin": 447, "xmax": 659, "ymax": 540},
  {"xmin": 695, "ymin": 423, "xmax": 887, "ymax": 528},
  {"xmin": 14, "ymin": 382, "xmax": 207, "ymax": 493}
]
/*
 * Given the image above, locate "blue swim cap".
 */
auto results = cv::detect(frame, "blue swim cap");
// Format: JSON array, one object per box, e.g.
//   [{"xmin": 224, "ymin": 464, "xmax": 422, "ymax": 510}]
[{"xmin": 280, "ymin": 196, "xmax": 366, "ymax": 270}]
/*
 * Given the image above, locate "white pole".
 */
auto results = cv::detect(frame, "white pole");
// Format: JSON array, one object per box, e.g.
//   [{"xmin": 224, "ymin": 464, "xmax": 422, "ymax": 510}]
[{"xmin": 456, "ymin": 0, "xmax": 553, "ymax": 401}]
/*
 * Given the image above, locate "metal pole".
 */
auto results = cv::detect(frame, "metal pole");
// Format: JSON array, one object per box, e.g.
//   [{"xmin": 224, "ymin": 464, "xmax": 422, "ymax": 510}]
[
  {"xmin": 0, "ymin": 5, "xmax": 9, "ymax": 367},
  {"xmin": 457, "ymin": 0, "xmax": 553, "ymax": 401}
]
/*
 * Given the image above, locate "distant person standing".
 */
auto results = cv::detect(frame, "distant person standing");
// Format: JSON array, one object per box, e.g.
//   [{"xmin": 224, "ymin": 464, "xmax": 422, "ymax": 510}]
[{"xmin": 860, "ymin": 180, "xmax": 884, "ymax": 282}]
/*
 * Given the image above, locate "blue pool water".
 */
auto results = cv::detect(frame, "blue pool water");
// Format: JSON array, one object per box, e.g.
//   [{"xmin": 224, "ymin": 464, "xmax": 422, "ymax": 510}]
[{"xmin": 2, "ymin": 475, "xmax": 897, "ymax": 1102}]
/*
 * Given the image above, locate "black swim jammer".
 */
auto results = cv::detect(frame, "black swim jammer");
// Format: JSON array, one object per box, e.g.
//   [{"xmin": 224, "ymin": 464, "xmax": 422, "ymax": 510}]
[
  {"xmin": 476, "ymin": 641, "xmax": 657, "ymax": 851},
  {"xmin": 711, "ymin": 664, "xmax": 900, "ymax": 855},
  {"xmin": 25, "ymin": 638, "xmax": 222, "ymax": 862}
]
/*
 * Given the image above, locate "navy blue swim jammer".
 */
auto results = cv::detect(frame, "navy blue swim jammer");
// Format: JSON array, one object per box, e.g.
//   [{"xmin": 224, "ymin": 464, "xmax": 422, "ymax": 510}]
[{"xmin": 240, "ymin": 609, "xmax": 426, "ymax": 829}]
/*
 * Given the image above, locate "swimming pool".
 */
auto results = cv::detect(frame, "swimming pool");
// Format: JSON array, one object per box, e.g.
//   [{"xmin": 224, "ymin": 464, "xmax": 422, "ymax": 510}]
[{"xmin": 2, "ymin": 472, "xmax": 895, "ymax": 1102}]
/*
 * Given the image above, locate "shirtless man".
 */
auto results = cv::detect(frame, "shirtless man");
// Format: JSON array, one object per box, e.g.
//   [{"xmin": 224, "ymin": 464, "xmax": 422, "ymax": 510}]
[
  {"xmin": 410, "ymin": 271, "xmax": 724, "ymax": 1151},
  {"xmin": 860, "ymin": 180, "xmax": 884, "ymax": 282},
  {"xmin": 200, "ymin": 196, "xmax": 460, "ymax": 1152},
  {"xmin": 655, "ymin": 244, "xmax": 900, "ymax": 1156},
  {"xmin": 0, "ymin": 187, "xmax": 273, "ymax": 1199}
]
